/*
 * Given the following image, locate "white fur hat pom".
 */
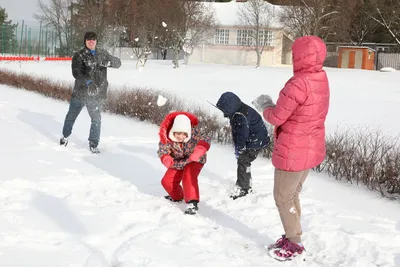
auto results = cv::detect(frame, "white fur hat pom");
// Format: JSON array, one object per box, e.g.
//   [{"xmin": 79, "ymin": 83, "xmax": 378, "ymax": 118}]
[{"xmin": 168, "ymin": 114, "xmax": 192, "ymax": 142}]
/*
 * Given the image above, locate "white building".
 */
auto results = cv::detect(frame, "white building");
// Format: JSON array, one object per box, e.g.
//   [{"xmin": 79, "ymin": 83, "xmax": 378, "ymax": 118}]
[{"xmin": 190, "ymin": 0, "xmax": 293, "ymax": 66}]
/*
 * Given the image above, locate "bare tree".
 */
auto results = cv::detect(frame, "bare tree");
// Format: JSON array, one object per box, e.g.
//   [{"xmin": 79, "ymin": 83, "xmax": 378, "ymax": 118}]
[
  {"xmin": 162, "ymin": 0, "xmax": 216, "ymax": 68},
  {"xmin": 278, "ymin": 0, "xmax": 340, "ymax": 40},
  {"xmin": 92, "ymin": 0, "xmax": 133, "ymax": 54},
  {"xmin": 160, "ymin": 20, "xmax": 183, "ymax": 68},
  {"xmin": 181, "ymin": 2, "xmax": 217, "ymax": 65},
  {"xmin": 131, "ymin": 25, "xmax": 156, "ymax": 69},
  {"xmin": 338, "ymin": 0, "xmax": 378, "ymax": 45},
  {"xmin": 237, "ymin": 0, "xmax": 274, "ymax": 68},
  {"xmin": 101, "ymin": 25, "xmax": 126, "ymax": 54},
  {"xmin": 367, "ymin": 0, "xmax": 400, "ymax": 45},
  {"xmin": 105, "ymin": 0, "xmax": 165, "ymax": 69},
  {"xmin": 350, "ymin": 1, "xmax": 379, "ymax": 44},
  {"xmin": 321, "ymin": 0, "xmax": 379, "ymax": 45},
  {"xmin": 137, "ymin": 3, "xmax": 164, "ymax": 69},
  {"xmin": 34, "ymin": 0, "xmax": 72, "ymax": 56},
  {"xmin": 71, "ymin": 0, "xmax": 109, "ymax": 44}
]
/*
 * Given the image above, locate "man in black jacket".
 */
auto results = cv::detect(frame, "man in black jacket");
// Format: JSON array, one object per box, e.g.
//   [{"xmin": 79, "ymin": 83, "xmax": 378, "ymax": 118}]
[
  {"xmin": 216, "ymin": 92, "xmax": 270, "ymax": 199},
  {"xmin": 60, "ymin": 31, "xmax": 121, "ymax": 153}
]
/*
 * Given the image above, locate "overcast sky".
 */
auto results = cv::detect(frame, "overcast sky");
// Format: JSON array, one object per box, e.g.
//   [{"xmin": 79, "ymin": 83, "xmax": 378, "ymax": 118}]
[{"xmin": 0, "ymin": 0, "xmax": 47, "ymax": 27}]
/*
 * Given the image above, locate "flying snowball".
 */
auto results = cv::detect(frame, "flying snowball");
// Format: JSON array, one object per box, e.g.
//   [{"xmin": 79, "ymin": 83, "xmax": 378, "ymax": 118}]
[{"xmin": 157, "ymin": 95, "xmax": 168, "ymax": 106}]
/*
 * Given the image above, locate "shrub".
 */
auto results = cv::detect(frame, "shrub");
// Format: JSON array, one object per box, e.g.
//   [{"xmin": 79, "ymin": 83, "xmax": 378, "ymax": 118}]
[
  {"xmin": 317, "ymin": 128, "xmax": 400, "ymax": 199},
  {"xmin": 0, "ymin": 70, "xmax": 72, "ymax": 101},
  {"xmin": 0, "ymin": 69, "xmax": 398, "ymax": 200}
]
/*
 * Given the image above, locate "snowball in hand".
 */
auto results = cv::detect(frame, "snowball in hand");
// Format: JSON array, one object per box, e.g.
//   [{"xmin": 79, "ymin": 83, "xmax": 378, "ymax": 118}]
[{"xmin": 157, "ymin": 95, "xmax": 168, "ymax": 106}]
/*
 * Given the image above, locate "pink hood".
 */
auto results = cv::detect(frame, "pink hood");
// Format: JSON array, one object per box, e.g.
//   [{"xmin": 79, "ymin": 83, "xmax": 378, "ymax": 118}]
[{"xmin": 292, "ymin": 35, "xmax": 327, "ymax": 74}]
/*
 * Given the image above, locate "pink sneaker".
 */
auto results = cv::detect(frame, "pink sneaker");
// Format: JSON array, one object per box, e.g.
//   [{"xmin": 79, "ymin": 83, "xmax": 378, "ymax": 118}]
[
  {"xmin": 267, "ymin": 235, "xmax": 288, "ymax": 250},
  {"xmin": 270, "ymin": 241, "xmax": 305, "ymax": 261}
]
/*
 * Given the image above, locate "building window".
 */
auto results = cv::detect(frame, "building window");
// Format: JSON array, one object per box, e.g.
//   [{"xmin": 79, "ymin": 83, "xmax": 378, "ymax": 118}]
[
  {"xmin": 236, "ymin": 29, "xmax": 274, "ymax": 46},
  {"xmin": 237, "ymin": 29, "xmax": 253, "ymax": 46},
  {"xmin": 259, "ymin": 30, "xmax": 274, "ymax": 46},
  {"xmin": 215, "ymin": 29, "xmax": 229, "ymax": 45}
]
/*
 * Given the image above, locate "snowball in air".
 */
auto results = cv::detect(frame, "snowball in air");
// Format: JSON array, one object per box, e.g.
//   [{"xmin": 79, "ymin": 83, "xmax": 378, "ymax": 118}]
[{"xmin": 157, "ymin": 95, "xmax": 168, "ymax": 106}]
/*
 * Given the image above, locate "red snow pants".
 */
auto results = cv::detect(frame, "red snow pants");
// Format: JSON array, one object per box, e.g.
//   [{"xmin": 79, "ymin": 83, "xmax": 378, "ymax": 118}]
[{"xmin": 161, "ymin": 162, "xmax": 203, "ymax": 203}]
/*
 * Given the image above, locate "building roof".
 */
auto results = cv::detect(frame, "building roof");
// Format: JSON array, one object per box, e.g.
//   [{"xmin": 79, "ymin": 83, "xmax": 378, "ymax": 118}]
[
  {"xmin": 338, "ymin": 46, "xmax": 376, "ymax": 51},
  {"xmin": 208, "ymin": 0, "xmax": 284, "ymax": 29},
  {"xmin": 265, "ymin": 0, "xmax": 316, "ymax": 6}
]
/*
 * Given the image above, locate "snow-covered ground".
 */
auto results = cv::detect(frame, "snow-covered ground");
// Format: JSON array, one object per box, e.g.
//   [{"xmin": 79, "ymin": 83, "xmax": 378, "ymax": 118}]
[
  {"xmin": 1, "ymin": 60, "xmax": 400, "ymax": 137},
  {"xmin": 1, "ymin": 59, "xmax": 400, "ymax": 266}
]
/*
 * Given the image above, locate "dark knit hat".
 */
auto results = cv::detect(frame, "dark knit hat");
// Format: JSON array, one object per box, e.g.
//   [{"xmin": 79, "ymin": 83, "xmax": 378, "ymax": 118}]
[{"xmin": 84, "ymin": 31, "xmax": 97, "ymax": 44}]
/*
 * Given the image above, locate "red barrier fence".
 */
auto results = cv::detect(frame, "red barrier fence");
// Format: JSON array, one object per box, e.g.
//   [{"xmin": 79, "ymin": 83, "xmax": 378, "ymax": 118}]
[
  {"xmin": 44, "ymin": 57, "xmax": 73, "ymax": 61},
  {"xmin": 0, "ymin": 56, "xmax": 72, "ymax": 61},
  {"xmin": 0, "ymin": 56, "xmax": 36, "ymax": 61}
]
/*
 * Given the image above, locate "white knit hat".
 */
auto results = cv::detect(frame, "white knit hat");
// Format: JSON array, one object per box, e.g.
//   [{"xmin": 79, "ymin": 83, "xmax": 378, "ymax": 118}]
[{"xmin": 168, "ymin": 114, "xmax": 192, "ymax": 142}]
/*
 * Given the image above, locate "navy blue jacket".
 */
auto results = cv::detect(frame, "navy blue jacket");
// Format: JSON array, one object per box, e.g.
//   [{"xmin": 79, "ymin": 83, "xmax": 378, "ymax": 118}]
[{"xmin": 216, "ymin": 92, "xmax": 270, "ymax": 153}]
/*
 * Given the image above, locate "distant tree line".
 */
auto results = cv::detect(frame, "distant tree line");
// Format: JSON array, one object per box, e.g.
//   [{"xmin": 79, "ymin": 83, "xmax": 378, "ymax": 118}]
[
  {"xmin": 30, "ymin": 0, "xmax": 400, "ymax": 60},
  {"xmin": 35, "ymin": 0, "xmax": 217, "ymax": 67},
  {"xmin": 0, "ymin": 7, "xmax": 18, "ymax": 54},
  {"xmin": 278, "ymin": 0, "xmax": 400, "ymax": 45}
]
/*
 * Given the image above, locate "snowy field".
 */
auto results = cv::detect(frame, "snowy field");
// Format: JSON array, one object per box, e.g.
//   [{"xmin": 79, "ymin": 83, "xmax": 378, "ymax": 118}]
[
  {"xmin": 0, "ymin": 60, "xmax": 400, "ymax": 266},
  {"xmin": 1, "ymin": 60, "xmax": 400, "ymax": 137}
]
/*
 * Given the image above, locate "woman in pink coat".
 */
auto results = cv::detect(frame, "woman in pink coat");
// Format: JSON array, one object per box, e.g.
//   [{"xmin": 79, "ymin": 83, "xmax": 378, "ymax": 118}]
[{"xmin": 253, "ymin": 35, "xmax": 330, "ymax": 261}]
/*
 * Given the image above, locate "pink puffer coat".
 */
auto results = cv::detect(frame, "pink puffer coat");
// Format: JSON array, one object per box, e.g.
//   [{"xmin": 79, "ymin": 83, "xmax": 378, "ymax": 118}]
[{"xmin": 263, "ymin": 36, "xmax": 330, "ymax": 172}]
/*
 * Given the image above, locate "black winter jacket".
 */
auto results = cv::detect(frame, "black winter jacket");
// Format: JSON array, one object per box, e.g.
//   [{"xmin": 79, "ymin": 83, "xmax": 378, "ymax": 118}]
[
  {"xmin": 216, "ymin": 92, "xmax": 270, "ymax": 153},
  {"xmin": 71, "ymin": 47, "xmax": 121, "ymax": 99}
]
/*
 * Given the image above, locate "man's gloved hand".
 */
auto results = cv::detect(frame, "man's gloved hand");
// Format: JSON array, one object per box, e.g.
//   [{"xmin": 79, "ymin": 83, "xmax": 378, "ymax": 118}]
[
  {"xmin": 252, "ymin": 94, "xmax": 275, "ymax": 113},
  {"xmin": 99, "ymin": 60, "xmax": 111, "ymax": 67},
  {"xmin": 86, "ymin": 80, "xmax": 99, "ymax": 96}
]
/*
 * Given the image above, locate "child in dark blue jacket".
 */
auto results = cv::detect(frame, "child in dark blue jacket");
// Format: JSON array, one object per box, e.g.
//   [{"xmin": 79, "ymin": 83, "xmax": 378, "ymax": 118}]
[{"xmin": 216, "ymin": 92, "xmax": 270, "ymax": 199}]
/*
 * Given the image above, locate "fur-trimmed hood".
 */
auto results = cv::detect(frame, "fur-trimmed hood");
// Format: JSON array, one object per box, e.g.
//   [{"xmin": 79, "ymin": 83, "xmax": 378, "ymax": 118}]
[{"xmin": 159, "ymin": 111, "xmax": 199, "ymax": 144}]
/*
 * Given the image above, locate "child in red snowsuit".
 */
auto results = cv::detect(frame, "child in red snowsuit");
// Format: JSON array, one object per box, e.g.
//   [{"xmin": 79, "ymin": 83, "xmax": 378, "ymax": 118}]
[{"xmin": 157, "ymin": 111, "xmax": 211, "ymax": 215}]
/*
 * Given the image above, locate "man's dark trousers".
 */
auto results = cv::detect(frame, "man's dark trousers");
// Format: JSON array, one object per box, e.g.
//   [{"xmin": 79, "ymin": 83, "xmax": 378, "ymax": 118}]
[{"xmin": 62, "ymin": 96, "xmax": 102, "ymax": 147}]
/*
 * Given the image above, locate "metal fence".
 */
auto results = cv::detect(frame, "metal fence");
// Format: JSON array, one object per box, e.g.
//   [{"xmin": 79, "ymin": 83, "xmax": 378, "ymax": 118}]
[
  {"xmin": 0, "ymin": 20, "xmax": 63, "ymax": 57},
  {"xmin": 375, "ymin": 53, "xmax": 400, "ymax": 70}
]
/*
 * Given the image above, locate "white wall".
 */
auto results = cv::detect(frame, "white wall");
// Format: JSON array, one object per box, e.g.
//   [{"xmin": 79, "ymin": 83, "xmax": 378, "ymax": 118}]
[{"xmin": 189, "ymin": 29, "xmax": 289, "ymax": 66}]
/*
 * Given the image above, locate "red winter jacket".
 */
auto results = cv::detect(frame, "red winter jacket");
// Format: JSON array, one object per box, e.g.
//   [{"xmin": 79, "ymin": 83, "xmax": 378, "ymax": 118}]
[
  {"xmin": 263, "ymin": 36, "xmax": 330, "ymax": 172},
  {"xmin": 158, "ymin": 111, "xmax": 211, "ymax": 170}
]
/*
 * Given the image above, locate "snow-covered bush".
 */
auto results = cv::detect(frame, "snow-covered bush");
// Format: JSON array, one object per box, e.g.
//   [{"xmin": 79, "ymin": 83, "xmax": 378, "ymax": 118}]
[{"xmin": 0, "ymin": 69, "xmax": 398, "ymax": 199}]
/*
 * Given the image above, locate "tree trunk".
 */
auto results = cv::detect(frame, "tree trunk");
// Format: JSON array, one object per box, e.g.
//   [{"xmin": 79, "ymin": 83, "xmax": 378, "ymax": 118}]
[
  {"xmin": 172, "ymin": 47, "xmax": 180, "ymax": 68},
  {"xmin": 183, "ymin": 45, "xmax": 194, "ymax": 65},
  {"xmin": 136, "ymin": 53, "xmax": 147, "ymax": 70},
  {"xmin": 183, "ymin": 51, "xmax": 191, "ymax": 65},
  {"xmin": 57, "ymin": 27, "xmax": 64, "ymax": 56},
  {"xmin": 256, "ymin": 50, "xmax": 262, "ymax": 68}
]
